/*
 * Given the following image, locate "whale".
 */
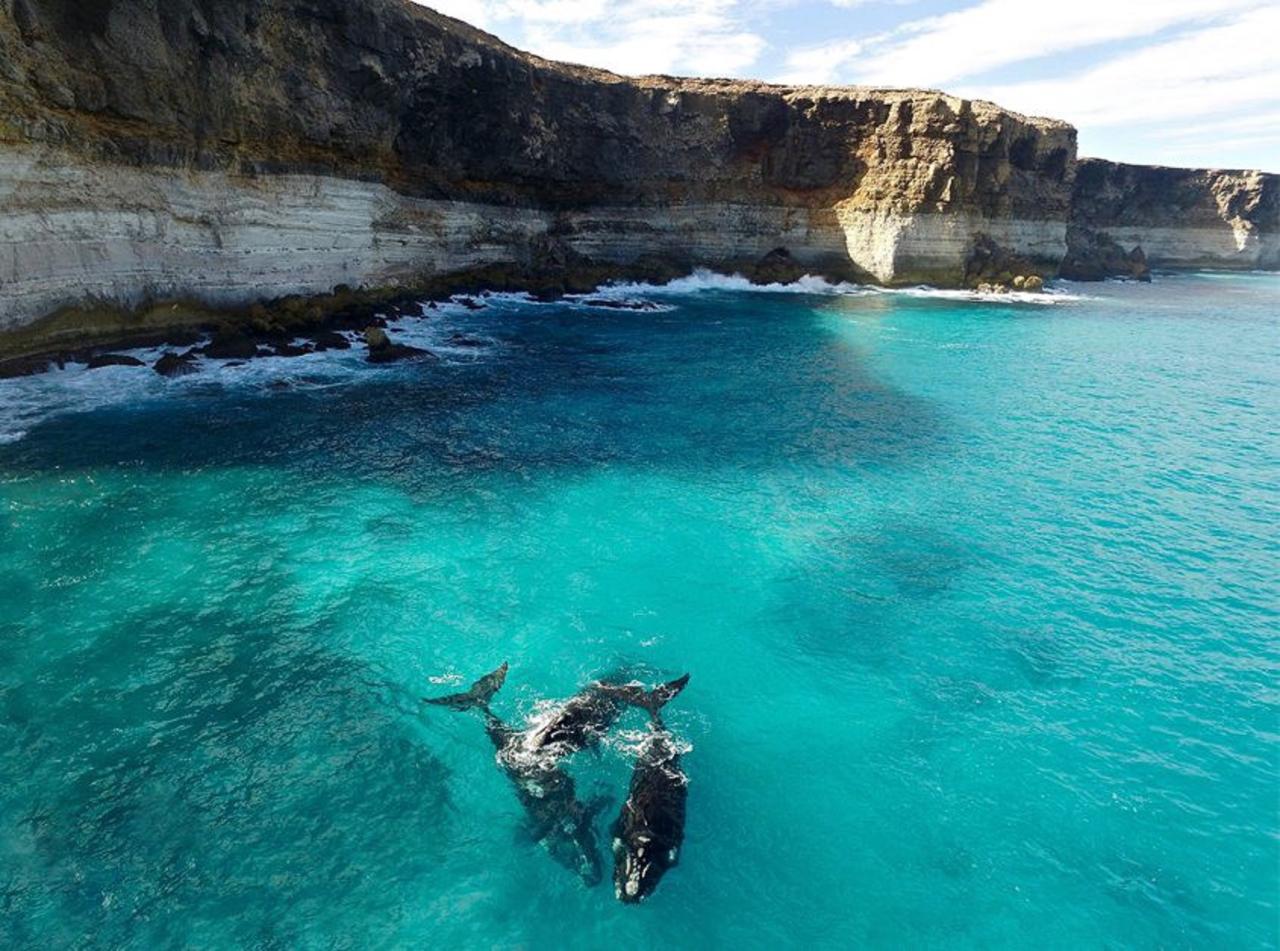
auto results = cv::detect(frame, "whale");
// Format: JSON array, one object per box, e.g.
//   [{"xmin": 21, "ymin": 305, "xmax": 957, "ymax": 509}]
[
  {"xmin": 521, "ymin": 673, "xmax": 691, "ymax": 760},
  {"xmin": 611, "ymin": 677, "xmax": 691, "ymax": 904},
  {"xmin": 425, "ymin": 664, "xmax": 607, "ymax": 885}
]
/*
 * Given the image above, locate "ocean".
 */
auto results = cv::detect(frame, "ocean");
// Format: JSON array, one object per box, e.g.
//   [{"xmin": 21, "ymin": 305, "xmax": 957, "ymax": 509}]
[{"xmin": 1, "ymin": 272, "xmax": 1276, "ymax": 948}]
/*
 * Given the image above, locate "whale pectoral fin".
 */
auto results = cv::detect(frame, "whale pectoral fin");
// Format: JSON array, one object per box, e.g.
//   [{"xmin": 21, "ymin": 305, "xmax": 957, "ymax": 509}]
[
  {"xmin": 654, "ymin": 674, "xmax": 691, "ymax": 709},
  {"xmin": 522, "ymin": 808, "xmax": 563, "ymax": 844},
  {"xmin": 423, "ymin": 662, "xmax": 510, "ymax": 711},
  {"xmin": 597, "ymin": 673, "xmax": 690, "ymax": 716},
  {"xmin": 518, "ymin": 814, "xmax": 556, "ymax": 845}
]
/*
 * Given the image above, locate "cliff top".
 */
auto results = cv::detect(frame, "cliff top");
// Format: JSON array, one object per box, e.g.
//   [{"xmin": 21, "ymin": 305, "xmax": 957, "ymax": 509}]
[
  {"xmin": 1079, "ymin": 157, "xmax": 1276, "ymax": 178},
  {"xmin": 411, "ymin": 1, "xmax": 1074, "ymax": 131}
]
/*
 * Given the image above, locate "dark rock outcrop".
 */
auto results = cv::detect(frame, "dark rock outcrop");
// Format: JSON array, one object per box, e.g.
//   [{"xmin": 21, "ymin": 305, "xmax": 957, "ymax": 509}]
[
  {"xmin": 1060, "ymin": 226, "xmax": 1152, "ymax": 282},
  {"xmin": 203, "ymin": 328, "xmax": 261, "ymax": 360},
  {"xmin": 749, "ymin": 248, "xmax": 810, "ymax": 286},
  {"xmin": 1069, "ymin": 159, "xmax": 1277, "ymax": 273},
  {"xmin": 965, "ymin": 234, "xmax": 1038, "ymax": 286},
  {"xmin": 86, "ymin": 353, "xmax": 146, "ymax": 369},
  {"xmin": 153, "ymin": 350, "xmax": 199, "ymax": 377},
  {"xmin": 310, "ymin": 330, "xmax": 352, "ymax": 352},
  {"xmin": 364, "ymin": 326, "xmax": 432, "ymax": 365}
]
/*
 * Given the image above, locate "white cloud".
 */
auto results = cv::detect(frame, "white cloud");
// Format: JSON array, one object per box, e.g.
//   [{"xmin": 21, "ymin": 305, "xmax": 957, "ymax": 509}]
[
  {"xmin": 774, "ymin": 0, "xmax": 1278, "ymax": 168},
  {"xmin": 424, "ymin": 0, "xmax": 492, "ymax": 28},
  {"xmin": 969, "ymin": 6, "xmax": 1280, "ymax": 168},
  {"xmin": 969, "ymin": 5, "xmax": 1280, "ymax": 128},
  {"xmin": 417, "ymin": 0, "xmax": 766, "ymax": 77},
  {"xmin": 781, "ymin": 0, "xmax": 1268, "ymax": 88}
]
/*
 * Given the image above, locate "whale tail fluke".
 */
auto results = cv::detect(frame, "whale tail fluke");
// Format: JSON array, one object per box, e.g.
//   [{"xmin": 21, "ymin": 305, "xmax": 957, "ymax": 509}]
[
  {"xmin": 600, "ymin": 673, "xmax": 690, "ymax": 717},
  {"xmin": 649, "ymin": 674, "xmax": 691, "ymax": 714},
  {"xmin": 424, "ymin": 662, "xmax": 509, "ymax": 711}
]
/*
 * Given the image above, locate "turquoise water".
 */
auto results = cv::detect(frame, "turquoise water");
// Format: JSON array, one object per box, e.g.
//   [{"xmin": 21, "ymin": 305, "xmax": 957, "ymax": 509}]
[{"xmin": 1, "ymin": 273, "xmax": 1277, "ymax": 948}]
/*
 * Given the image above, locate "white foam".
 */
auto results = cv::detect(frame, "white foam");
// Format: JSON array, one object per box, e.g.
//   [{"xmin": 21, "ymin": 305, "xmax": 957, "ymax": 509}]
[
  {"xmin": 606, "ymin": 727, "xmax": 694, "ymax": 760},
  {"xmin": 0, "ymin": 307, "xmax": 509, "ymax": 444},
  {"xmin": 597, "ymin": 267, "xmax": 1093, "ymax": 306},
  {"xmin": 873, "ymin": 285, "xmax": 1094, "ymax": 306},
  {"xmin": 598, "ymin": 269, "xmax": 860, "ymax": 298}
]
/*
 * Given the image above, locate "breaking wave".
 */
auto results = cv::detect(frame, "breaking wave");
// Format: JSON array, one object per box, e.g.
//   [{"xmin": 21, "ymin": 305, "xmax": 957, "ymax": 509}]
[
  {"xmin": 597, "ymin": 267, "xmax": 1093, "ymax": 305},
  {"xmin": 0, "ymin": 301, "xmax": 503, "ymax": 445}
]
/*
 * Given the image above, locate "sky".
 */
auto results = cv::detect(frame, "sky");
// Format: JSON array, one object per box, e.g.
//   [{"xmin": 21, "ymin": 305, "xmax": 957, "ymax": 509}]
[{"xmin": 419, "ymin": 0, "xmax": 1279, "ymax": 171}]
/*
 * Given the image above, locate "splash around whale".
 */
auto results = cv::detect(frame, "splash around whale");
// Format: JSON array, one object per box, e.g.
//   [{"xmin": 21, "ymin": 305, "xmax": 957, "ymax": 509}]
[{"xmin": 425, "ymin": 665, "xmax": 692, "ymax": 900}]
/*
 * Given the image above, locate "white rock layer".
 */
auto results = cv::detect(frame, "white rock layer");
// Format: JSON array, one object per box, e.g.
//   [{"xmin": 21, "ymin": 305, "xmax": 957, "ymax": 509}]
[
  {"xmin": 1090, "ymin": 226, "xmax": 1279, "ymax": 271},
  {"xmin": 0, "ymin": 145, "xmax": 1084, "ymax": 332}
]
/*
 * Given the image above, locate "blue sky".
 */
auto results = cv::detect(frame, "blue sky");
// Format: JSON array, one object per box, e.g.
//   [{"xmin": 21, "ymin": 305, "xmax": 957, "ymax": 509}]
[{"xmin": 421, "ymin": 0, "xmax": 1278, "ymax": 171}]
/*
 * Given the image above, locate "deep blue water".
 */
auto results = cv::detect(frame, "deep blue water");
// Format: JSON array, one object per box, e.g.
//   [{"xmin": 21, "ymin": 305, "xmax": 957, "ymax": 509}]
[{"xmin": 1, "ymin": 273, "xmax": 1277, "ymax": 948}]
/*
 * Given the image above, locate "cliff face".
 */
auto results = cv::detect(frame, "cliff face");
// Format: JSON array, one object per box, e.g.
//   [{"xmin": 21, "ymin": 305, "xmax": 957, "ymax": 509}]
[
  {"xmin": 0, "ymin": 0, "xmax": 1075, "ymax": 348},
  {"xmin": 0, "ymin": 0, "xmax": 1273, "ymax": 356},
  {"xmin": 1065, "ymin": 159, "xmax": 1279, "ymax": 279}
]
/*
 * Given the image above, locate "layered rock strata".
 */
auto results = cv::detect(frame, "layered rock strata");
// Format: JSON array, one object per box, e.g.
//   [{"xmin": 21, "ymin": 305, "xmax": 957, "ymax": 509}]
[
  {"xmin": 1062, "ymin": 159, "xmax": 1279, "ymax": 279},
  {"xmin": 0, "ymin": 0, "xmax": 1274, "ymax": 359},
  {"xmin": 0, "ymin": 0, "xmax": 1075, "ymax": 354}
]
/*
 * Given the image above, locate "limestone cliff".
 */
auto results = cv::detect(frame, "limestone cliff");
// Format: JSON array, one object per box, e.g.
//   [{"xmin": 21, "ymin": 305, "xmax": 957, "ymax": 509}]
[
  {"xmin": 1063, "ymin": 159, "xmax": 1279, "ymax": 279},
  {"xmin": 0, "ymin": 0, "xmax": 1273, "ymax": 359},
  {"xmin": 0, "ymin": 0, "xmax": 1075, "ymax": 352}
]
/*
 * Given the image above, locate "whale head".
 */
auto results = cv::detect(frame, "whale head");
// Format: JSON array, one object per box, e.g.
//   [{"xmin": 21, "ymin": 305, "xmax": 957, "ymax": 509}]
[
  {"xmin": 534, "ymin": 788, "xmax": 607, "ymax": 887},
  {"xmin": 612, "ymin": 827, "xmax": 677, "ymax": 904},
  {"xmin": 544, "ymin": 815, "xmax": 604, "ymax": 886}
]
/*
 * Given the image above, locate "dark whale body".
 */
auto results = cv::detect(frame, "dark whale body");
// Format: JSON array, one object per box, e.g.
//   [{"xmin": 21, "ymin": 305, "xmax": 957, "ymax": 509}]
[
  {"xmin": 525, "ymin": 674, "xmax": 691, "ymax": 759},
  {"xmin": 611, "ymin": 678, "xmax": 691, "ymax": 904},
  {"xmin": 425, "ymin": 664, "xmax": 606, "ymax": 885}
]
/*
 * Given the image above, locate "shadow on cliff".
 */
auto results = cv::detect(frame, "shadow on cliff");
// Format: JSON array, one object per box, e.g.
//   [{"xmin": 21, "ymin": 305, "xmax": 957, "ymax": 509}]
[{"xmin": 0, "ymin": 296, "xmax": 949, "ymax": 487}]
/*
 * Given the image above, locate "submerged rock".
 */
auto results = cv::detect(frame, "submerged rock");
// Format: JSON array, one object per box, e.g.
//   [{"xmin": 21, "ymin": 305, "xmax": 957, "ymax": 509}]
[
  {"xmin": 86, "ymin": 353, "xmax": 146, "ymax": 369},
  {"xmin": 153, "ymin": 350, "xmax": 199, "ymax": 377},
  {"xmin": 364, "ymin": 326, "xmax": 434, "ymax": 365},
  {"xmin": 310, "ymin": 330, "xmax": 352, "ymax": 352},
  {"xmin": 445, "ymin": 333, "xmax": 488, "ymax": 348},
  {"xmin": 749, "ymin": 247, "xmax": 808, "ymax": 286},
  {"xmin": 579, "ymin": 299, "xmax": 662, "ymax": 312},
  {"xmin": 203, "ymin": 328, "xmax": 260, "ymax": 360}
]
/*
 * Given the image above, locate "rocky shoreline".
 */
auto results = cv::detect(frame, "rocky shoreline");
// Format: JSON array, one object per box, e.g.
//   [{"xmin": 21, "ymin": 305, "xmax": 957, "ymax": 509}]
[
  {"xmin": 0, "ymin": 255, "xmax": 835, "ymax": 377},
  {"xmin": 0, "ymin": 0, "xmax": 1275, "ymax": 365}
]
